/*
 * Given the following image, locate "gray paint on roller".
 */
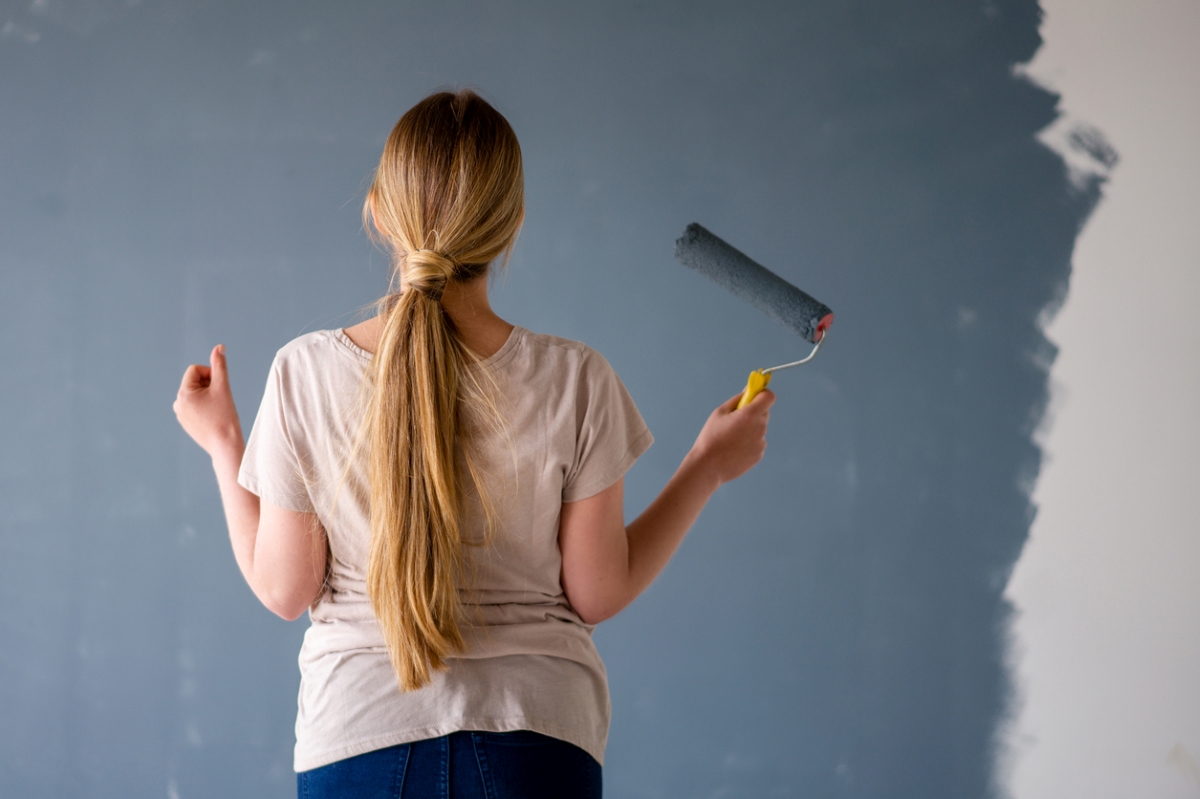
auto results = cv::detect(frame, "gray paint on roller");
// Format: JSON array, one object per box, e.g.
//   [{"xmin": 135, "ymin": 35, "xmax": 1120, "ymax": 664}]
[
  {"xmin": 0, "ymin": 1, "xmax": 1103, "ymax": 797},
  {"xmin": 674, "ymin": 223, "xmax": 833, "ymax": 344}
]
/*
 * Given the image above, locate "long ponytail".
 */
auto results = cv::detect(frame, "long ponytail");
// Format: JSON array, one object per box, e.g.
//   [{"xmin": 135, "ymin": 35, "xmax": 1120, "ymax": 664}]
[{"xmin": 362, "ymin": 91, "xmax": 523, "ymax": 691}]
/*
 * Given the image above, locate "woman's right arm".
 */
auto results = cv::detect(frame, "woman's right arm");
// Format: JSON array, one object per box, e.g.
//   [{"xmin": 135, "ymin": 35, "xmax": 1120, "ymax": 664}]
[
  {"xmin": 558, "ymin": 389, "xmax": 775, "ymax": 624},
  {"xmin": 174, "ymin": 345, "xmax": 327, "ymax": 621}
]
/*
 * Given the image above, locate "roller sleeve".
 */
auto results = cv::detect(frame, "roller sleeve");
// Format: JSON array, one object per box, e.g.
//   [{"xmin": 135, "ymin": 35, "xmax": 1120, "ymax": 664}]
[{"xmin": 674, "ymin": 223, "xmax": 833, "ymax": 344}]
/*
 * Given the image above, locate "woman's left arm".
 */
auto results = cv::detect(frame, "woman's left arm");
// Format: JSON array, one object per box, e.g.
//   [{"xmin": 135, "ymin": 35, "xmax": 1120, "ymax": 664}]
[{"xmin": 174, "ymin": 345, "xmax": 326, "ymax": 621}]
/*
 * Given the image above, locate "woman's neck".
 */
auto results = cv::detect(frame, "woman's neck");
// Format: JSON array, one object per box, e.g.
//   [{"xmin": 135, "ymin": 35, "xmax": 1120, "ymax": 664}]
[{"xmin": 343, "ymin": 276, "xmax": 514, "ymax": 358}]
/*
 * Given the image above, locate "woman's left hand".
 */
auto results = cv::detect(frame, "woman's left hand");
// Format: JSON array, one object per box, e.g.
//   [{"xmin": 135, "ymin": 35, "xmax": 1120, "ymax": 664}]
[{"xmin": 174, "ymin": 344, "xmax": 243, "ymax": 458}]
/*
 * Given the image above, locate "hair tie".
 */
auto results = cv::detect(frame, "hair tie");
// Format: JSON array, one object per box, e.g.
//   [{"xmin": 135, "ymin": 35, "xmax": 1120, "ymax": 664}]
[{"xmin": 404, "ymin": 249, "xmax": 456, "ymax": 300}]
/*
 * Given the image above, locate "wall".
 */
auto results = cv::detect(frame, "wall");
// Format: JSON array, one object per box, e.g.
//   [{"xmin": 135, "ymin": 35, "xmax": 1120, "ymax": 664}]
[
  {"xmin": 1002, "ymin": 2, "xmax": 1200, "ymax": 797},
  {"xmin": 1, "ymin": 2, "xmax": 1092, "ymax": 796}
]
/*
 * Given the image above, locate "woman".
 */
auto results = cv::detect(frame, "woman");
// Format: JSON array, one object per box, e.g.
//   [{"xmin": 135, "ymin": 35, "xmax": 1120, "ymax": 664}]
[{"xmin": 173, "ymin": 90, "xmax": 774, "ymax": 798}]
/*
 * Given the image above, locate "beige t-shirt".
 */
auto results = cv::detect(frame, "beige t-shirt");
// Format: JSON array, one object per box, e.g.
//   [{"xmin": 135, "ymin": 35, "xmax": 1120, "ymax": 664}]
[{"xmin": 237, "ymin": 325, "xmax": 653, "ymax": 772}]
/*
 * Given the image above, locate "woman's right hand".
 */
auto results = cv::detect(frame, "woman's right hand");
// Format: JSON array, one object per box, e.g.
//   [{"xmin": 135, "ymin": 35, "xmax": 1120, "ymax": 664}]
[
  {"xmin": 686, "ymin": 389, "xmax": 776, "ymax": 488},
  {"xmin": 173, "ymin": 344, "xmax": 244, "ymax": 459}
]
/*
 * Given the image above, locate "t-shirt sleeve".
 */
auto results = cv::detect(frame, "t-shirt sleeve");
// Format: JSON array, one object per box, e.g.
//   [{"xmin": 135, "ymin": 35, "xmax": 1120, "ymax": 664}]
[
  {"xmin": 237, "ymin": 355, "xmax": 316, "ymax": 514},
  {"xmin": 562, "ymin": 349, "xmax": 654, "ymax": 503}
]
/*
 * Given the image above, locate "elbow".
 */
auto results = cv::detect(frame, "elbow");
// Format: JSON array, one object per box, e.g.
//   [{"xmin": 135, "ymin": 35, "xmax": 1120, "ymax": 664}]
[
  {"xmin": 576, "ymin": 608, "xmax": 613, "ymax": 625},
  {"xmin": 570, "ymin": 596, "xmax": 626, "ymax": 626},
  {"xmin": 272, "ymin": 603, "xmax": 310, "ymax": 622},
  {"xmin": 574, "ymin": 606, "xmax": 604, "ymax": 625},
  {"xmin": 260, "ymin": 587, "xmax": 314, "ymax": 622}
]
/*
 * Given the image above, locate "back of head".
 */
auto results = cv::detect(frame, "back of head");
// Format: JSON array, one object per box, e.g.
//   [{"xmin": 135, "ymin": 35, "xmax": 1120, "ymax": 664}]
[
  {"xmin": 362, "ymin": 90, "xmax": 523, "ymax": 691},
  {"xmin": 366, "ymin": 90, "xmax": 524, "ymax": 295}
]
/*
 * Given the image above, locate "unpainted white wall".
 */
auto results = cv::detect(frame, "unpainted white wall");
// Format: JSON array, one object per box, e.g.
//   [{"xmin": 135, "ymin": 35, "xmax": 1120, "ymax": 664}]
[{"xmin": 1004, "ymin": 2, "xmax": 1200, "ymax": 797}]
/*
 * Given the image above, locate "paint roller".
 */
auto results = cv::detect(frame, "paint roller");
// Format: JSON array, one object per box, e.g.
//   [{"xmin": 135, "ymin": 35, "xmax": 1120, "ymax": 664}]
[{"xmin": 673, "ymin": 223, "xmax": 833, "ymax": 410}]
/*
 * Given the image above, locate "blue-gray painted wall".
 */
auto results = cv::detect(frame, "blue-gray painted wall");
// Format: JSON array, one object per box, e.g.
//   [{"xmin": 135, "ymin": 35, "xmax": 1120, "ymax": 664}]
[{"xmin": 0, "ymin": 1, "xmax": 1102, "ymax": 796}]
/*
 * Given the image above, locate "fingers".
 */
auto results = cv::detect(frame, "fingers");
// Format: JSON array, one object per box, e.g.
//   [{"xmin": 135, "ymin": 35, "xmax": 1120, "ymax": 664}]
[
  {"xmin": 178, "ymin": 343, "xmax": 227, "ymax": 396},
  {"xmin": 177, "ymin": 345, "xmax": 228, "ymax": 394},
  {"xmin": 179, "ymin": 363, "xmax": 212, "ymax": 394},
  {"xmin": 718, "ymin": 387, "xmax": 776, "ymax": 415},
  {"xmin": 746, "ymin": 388, "xmax": 776, "ymax": 412},
  {"xmin": 210, "ymin": 344, "xmax": 228, "ymax": 387},
  {"xmin": 719, "ymin": 392, "xmax": 745, "ymax": 413}
]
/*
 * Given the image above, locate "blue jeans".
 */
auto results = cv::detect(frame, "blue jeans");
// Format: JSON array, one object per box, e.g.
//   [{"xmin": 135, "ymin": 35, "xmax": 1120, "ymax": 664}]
[{"xmin": 297, "ymin": 730, "xmax": 602, "ymax": 798}]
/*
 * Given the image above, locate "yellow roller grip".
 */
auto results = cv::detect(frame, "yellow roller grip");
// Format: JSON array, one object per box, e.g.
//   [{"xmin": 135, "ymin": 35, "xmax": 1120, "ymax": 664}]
[{"xmin": 736, "ymin": 369, "xmax": 772, "ymax": 410}]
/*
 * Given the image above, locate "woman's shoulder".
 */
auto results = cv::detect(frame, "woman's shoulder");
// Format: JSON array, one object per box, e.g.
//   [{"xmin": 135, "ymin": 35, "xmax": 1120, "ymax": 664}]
[
  {"xmin": 272, "ymin": 328, "xmax": 369, "ymax": 369},
  {"xmin": 518, "ymin": 328, "xmax": 614, "ymax": 360},
  {"xmin": 514, "ymin": 328, "xmax": 617, "ymax": 373},
  {"xmin": 511, "ymin": 329, "xmax": 631, "ymax": 397},
  {"xmin": 257, "ymin": 330, "xmax": 367, "ymax": 426}
]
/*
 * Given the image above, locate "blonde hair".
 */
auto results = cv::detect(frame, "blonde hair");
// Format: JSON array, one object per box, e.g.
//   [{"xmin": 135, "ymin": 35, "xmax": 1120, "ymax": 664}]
[{"xmin": 362, "ymin": 90, "xmax": 523, "ymax": 691}]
